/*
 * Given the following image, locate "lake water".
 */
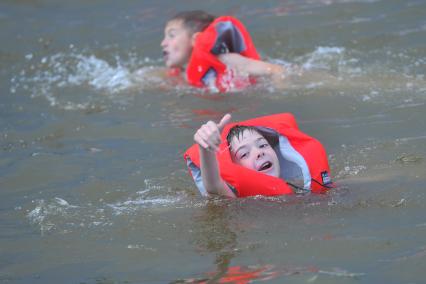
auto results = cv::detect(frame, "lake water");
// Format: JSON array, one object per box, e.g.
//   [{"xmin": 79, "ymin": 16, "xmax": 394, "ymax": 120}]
[{"xmin": 1, "ymin": 0, "xmax": 426, "ymax": 283}]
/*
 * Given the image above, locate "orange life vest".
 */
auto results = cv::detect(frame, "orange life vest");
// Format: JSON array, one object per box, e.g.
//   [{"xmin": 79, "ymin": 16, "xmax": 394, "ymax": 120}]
[
  {"xmin": 185, "ymin": 16, "xmax": 261, "ymax": 92},
  {"xmin": 184, "ymin": 113, "xmax": 333, "ymax": 197}
]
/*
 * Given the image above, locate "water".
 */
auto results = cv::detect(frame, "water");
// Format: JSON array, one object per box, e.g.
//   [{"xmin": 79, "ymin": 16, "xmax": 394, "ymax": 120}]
[{"xmin": 1, "ymin": 0, "xmax": 426, "ymax": 283}]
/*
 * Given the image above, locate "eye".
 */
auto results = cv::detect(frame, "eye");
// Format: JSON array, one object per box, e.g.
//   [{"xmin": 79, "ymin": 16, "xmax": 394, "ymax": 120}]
[
  {"xmin": 239, "ymin": 152, "xmax": 248, "ymax": 159},
  {"xmin": 259, "ymin": 143, "xmax": 269, "ymax": 148}
]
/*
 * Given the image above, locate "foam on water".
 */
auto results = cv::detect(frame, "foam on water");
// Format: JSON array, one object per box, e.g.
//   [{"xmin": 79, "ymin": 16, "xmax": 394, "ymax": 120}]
[
  {"xmin": 107, "ymin": 180, "xmax": 187, "ymax": 215},
  {"xmin": 280, "ymin": 46, "xmax": 426, "ymax": 100},
  {"xmin": 10, "ymin": 47, "xmax": 165, "ymax": 110},
  {"xmin": 25, "ymin": 178, "xmax": 193, "ymax": 235},
  {"xmin": 27, "ymin": 197, "xmax": 85, "ymax": 235},
  {"xmin": 300, "ymin": 46, "xmax": 346, "ymax": 71},
  {"xmin": 10, "ymin": 45, "xmax": 426, "ymax": 112}
]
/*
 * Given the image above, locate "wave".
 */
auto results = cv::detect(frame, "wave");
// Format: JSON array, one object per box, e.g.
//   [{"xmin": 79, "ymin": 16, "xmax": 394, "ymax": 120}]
[
  {"xmin": 11, "ymin": 45, "xmax": 426, "ymax": 110},
  {"xmin": 11, "ymin": 48, "xmax": 167, "ymax": 110}
]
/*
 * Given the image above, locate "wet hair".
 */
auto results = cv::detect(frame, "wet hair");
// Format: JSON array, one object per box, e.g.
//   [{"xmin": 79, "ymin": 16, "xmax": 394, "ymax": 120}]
[
  {"xmin": 226, "ymin": 125, "xmax": 261, "ymax": 151},
  {"xmin": 226, "ymin": 125, "xmax": 278, "ymax": 152},
  {"xmin": 168, "ymin": 10, "xmax": 215, "ymax": 35}
]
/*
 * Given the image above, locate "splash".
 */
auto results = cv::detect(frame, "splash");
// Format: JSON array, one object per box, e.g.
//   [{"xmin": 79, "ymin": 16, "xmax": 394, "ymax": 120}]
[
  {"xmin": 27, "ymin": 197, "xmax": 83, "ymax": 235},
  {"xmin": 10, "ymin": 48, "xmax": 164, "ymax": 110},
  {"xmin": 301, "ymin": 46, "xmax": 346, "ymax": 71},
  {"xmin": 268, "ymin": 45, "xmax": 426, "ymax": 98},
  {"xmin": 26, "ymin": 178, "xmax": 191, "ymax": 235},
  {"xmin": 107, "ymin": 179, "xmax": 187, "ymax": 215},
  {"xmin": 11, "ymin": 45, "xmax": 426, "ymax": 108}
]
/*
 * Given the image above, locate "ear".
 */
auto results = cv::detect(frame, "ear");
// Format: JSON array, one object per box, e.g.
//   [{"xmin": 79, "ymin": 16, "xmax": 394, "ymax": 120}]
[{"xmin": 191, "ymin": 32, "xmax": 200, "ymax": 47}]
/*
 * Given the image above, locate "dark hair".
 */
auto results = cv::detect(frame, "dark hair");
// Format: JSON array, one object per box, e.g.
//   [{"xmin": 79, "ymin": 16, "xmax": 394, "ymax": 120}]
[
  {"xmin": 226, "ymin": 125, "xmax": 260, "ymax": 150},
  {"xmin": 169, "ymin": 10, "xmax": 215, "ymax": 34},
  {"xmin": 226, "ymin": 125, "xmax": 278, "ymax": 152}
]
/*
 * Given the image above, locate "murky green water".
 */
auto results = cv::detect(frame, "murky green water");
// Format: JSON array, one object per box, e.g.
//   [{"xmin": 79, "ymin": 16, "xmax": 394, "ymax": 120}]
[{"xmin": 1, "ymin": 0, "xmax": 426, "ymax": 283}]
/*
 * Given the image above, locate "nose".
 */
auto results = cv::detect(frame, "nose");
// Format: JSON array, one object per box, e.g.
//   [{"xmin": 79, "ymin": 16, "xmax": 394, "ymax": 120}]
[{"xmin": 255, "ymin": 149, "xmax": 265, "ymax": 159}]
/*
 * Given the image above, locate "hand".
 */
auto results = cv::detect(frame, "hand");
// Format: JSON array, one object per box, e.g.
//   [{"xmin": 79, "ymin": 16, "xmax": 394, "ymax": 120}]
[{"xmin": 194, "ymin": 114, "xmax": 232, "ymax": 152}]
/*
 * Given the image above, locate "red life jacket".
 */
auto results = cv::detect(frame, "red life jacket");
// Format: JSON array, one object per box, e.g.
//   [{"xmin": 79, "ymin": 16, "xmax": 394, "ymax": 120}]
[
  {"xmin": 184, "ymin": 113, "xmax": 333, "ymax": 197},
  {"xmin": 185, "ymin": 16, "xmax": 261, "ymax": 92}
]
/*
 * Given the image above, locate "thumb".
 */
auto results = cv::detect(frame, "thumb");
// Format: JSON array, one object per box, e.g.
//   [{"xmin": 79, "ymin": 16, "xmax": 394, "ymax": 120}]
[{"xmin": 217, "ymin": 113, "xmax": 232, "ymax": 131}]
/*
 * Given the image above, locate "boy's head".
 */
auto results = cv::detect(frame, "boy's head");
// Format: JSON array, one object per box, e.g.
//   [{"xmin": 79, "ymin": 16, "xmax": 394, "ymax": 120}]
[
  {"xmin": 161, "ymin": 10, "xmax": 215, "ymax": 68},
  {"xmin": 226, "ymin": 126, "xmax": 280, "ymax": 178}
]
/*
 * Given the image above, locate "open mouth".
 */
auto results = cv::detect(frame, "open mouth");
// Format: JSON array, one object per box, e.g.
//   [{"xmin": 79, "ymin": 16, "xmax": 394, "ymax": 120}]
[
  {"xmin": 258, "ymin": 161, "xmax": 272, "ymax": 172},
  {"xmin": 162, "ymin": 50, "xmax": 169, "ymax": 59}
]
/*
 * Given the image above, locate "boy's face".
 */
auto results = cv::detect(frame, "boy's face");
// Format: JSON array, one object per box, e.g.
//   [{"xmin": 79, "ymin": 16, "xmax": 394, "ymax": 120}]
[
  {"xmin": 161, "ymin": 20, "xmax": 194, "ymax": 68},
  {"xmin": 230, "ymin": 129, "xmax": 280, "ymax": 178}
]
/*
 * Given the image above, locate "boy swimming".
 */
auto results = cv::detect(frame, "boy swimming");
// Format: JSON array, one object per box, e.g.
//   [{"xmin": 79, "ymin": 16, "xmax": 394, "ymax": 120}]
[
  {"xmin": 186, "ymin": 113, "xmax": 333, "ymax": 198},
  {"xmin": 161, "ymin": 10, "xmax": 286, "ymax": 90},
  {"xmin": 161, "ymin": 11, "xmax": 213, "ymax": 69},
  {"xmin": 194, "ymin": 113, "xmax": 272, "ymax": 197}
]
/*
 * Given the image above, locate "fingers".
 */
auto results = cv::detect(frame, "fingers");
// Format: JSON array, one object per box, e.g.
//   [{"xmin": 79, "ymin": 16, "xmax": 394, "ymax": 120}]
[
  {"xmin": 194, "ymin": 132, "xmax": 209, "ymax": 149},
  {"xmin": 194, "ymin": 121, "xmax": 222, "ymax": 151},
  {"xmin": 217, "ymin": 113, "xmax": 232, "ymax": 131},
  {"xmin": 194, "ymin": 114, "xmax": 232, "ymax": 152}
]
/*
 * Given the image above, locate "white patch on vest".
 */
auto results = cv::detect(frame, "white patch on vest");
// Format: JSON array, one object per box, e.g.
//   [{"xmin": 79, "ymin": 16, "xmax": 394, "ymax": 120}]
[
  {"xmin": 197, "ymin": 65, "xmax": 203, "ymax": 73},
  {"xmin": 186, "ymin": 158, "xmax": 208, "ymax": 196},
  {"xmin": 277, "ymin": 135, "xmax": 311, "ymax": 189}
]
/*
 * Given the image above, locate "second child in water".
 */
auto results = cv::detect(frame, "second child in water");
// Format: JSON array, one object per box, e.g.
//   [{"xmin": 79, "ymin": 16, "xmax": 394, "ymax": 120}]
[{"xmin": 161, "ymin": 10, "xmax": 286, "ymax": 90}]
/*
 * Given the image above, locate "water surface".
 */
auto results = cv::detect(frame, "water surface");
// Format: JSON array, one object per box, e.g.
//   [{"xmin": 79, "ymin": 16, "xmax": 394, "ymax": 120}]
[{"xmin": 1, "ymin": 0, "xmax": 426, "ymax": 283}]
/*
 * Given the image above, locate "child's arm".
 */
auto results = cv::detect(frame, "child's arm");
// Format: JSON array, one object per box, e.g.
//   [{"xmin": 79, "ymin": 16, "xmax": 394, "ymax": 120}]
[
  {"xmin": 218, "ymin": 53, "xmax": 285, "ymax": 78},
  {"xmin": 193, "ymin": 114, "xmax": 236, "ymax": 198}
]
